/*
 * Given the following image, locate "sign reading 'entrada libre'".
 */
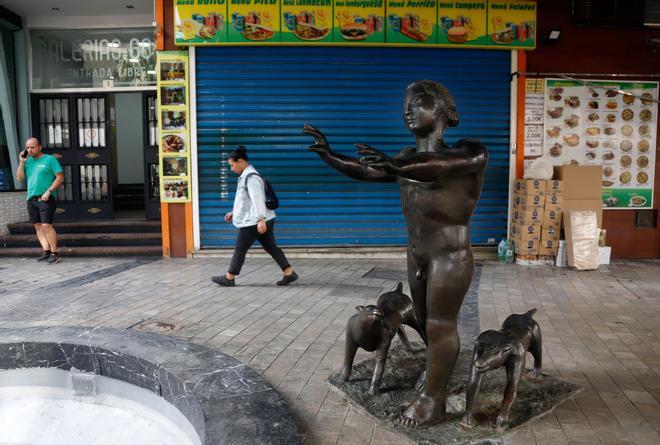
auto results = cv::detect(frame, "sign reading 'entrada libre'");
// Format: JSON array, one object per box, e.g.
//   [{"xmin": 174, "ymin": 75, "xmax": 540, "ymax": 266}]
[
  {"xmin": 174, "ymin": 0, "xmax": 536, "ymax": 48},
  {"xmin": 30, "ymin": 28, "xmax": 156, "ymax": 91}
]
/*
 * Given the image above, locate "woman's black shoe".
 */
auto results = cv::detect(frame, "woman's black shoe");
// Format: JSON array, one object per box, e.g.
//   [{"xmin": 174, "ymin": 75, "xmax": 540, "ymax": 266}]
[
  {"xmin": 211, "ymin": 276, "xmax": 235, "ymax": 287},
  {"xmin": 276, "ymin": 272, "xmax": 298, "ymax": 286}
]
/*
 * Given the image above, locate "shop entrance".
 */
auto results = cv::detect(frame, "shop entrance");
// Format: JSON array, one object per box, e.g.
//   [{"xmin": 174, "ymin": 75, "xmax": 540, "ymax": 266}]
[{"xmin": 31, "ymin": 92, "xmax": 159, "ymax": 221}]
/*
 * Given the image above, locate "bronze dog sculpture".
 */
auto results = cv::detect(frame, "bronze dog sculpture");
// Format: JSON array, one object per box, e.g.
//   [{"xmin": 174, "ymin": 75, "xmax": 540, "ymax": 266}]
[
  {"xmin": 342, "ymin": 282, "xmax": 423, "ymax": 395},
  {"xmin": 461, "ymin": 309, "xmax": 542, "ymax": 429}
]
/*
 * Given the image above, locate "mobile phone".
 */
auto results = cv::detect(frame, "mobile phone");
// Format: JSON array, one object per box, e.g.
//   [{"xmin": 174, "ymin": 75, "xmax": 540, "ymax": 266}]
[{"xmin": 20, "ymin": 149, "xmax": 28, "ymax": 159}]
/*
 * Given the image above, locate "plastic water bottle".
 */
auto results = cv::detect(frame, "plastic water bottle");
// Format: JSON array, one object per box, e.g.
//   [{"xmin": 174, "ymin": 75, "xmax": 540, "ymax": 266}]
[
  {"xmin": 505, "ymin": 240, "xmax": 515, "ymax": 263},
  {"xmin": 498, "ymin": 239, "xmax": 506, "ymax": 262}
]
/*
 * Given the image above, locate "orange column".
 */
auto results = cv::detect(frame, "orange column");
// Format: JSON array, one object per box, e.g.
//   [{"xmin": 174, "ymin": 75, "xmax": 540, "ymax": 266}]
[
  {"xmin": 157, "ymin": 0, "xmax": 193, "ymax": 257},
  {"xmin": 516, "ymin": 50, "xmax": 526, "ymax": 179}
]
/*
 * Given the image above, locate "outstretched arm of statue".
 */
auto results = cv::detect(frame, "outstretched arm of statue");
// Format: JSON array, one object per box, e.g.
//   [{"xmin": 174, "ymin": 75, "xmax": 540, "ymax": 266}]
[
  {"xmin": 303, "ymin": 124, "xmax": 396, "ymax": 183},
  {"xmin": 375, "ymin": 141, "xmax": 488, "ymax": 182}
]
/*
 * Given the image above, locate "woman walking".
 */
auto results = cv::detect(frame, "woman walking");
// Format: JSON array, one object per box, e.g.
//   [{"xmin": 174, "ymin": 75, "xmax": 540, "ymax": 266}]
[{"xmin": 211, "ymin": 146, "xmax": 298, "ymax": 287}]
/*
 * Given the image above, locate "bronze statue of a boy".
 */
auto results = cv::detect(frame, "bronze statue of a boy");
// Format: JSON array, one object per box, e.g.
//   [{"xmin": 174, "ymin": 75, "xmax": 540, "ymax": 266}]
[{"xmin": 304, "ymin": 79, "xmax": 488, "ymax": 427}]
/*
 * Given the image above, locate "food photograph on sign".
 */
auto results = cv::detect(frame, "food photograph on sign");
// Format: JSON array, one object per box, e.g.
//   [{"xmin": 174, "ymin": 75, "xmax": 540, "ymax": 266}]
[
  {"xmin": 386, "ymin": 0, "xmax": 436, "ymax": 44},
  {"xmin": 334, "ymin": 0, "xmax": 385, "ymax": 43},
  {"xmin": 160, "ymin": 61, "xmax": 186, "ymax": 82},
  {"xmin": 161, "ymin": 110, "xmax": 186, "ymax": 131},
  {"xmin": 163, "ymin": 179, "xmax": 189, "ymax": 200},
  {"xmin": 541, "ymin": 79, "xmax": 657, "ymax": 209},
  {"xmin": 437, "ymin": 2, "xmax": 487, "ymax": 45},
  {"xmin": 485, "ymin": 0, "xmax": 536, "ymax": 48},
  {"xmin": 163, "ymin": 157, "xmax": 188, "ymax": 177},
  {"xmin": 161, "ymin": 133, "xmax": 187, "ymax": 154},
  {"xmin": 228, "ymin": 1, "xmax": 279, "ymax": 43},
  {"xmin": 281, "ymin": 5, "xmax": 332, "ymax": 42},
  {"xmin": 160, "ymin": 86, "xmax": 186, "ymax": 106},
  {"xmin": 175, "ymin": 6, "xmax": 227, "ymax": 44}
]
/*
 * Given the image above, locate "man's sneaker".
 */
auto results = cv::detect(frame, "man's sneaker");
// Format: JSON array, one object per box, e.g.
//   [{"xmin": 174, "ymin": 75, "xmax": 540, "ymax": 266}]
[
  {"xmin": 277, "ymin": 271, "xmax": 299, "ymax": 286},
  {"xmin": 211, "ymin": 275, "xmax": 235, "ymax": 287},
  {"xmin": 36, "ymin": 252, "xmax": 51, "ymax": 262},
  {"xmin": 47, "ymin": 253, "xmax": 61, "ymax": 264}
]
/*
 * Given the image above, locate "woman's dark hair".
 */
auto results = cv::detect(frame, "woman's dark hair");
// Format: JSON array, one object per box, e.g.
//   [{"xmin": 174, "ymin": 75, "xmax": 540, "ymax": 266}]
[{"xmin": 228, "ymin": 146, "xmax": 248, "ymax": 161}]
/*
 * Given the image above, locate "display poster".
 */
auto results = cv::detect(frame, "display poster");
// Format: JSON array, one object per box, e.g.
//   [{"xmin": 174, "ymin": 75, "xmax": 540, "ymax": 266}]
[
  {"xmin": 541, "ymin": 79, "xmax": 658, "ymax": 209},
  {"xmin": 175, "ymin": 0, "xmax": 536, "ymax": 48},
  {"xmin": 174, "ymin": 2, "xmax": 228, "ymax": 44},
  {"xmin": 157, "ymin": 51, "xmax": 192, "ymax": 203},
  {"xmin": 333, "ymin": 0, "xmax": 385, "ymax": 43},
  {"xmin": 386, "ymin": 0, "xmax": 437, "ymax": 45},
  {"xmin": 227, "ymin": 0, "xmax": 280, "ymax": 43},
  {"xmin": 524, "ymin": 78, "xmax": 544, "ymax": 156},
  {"xmin": 281, "ymin": 0, "xmax": 333, "ymax": 43}
]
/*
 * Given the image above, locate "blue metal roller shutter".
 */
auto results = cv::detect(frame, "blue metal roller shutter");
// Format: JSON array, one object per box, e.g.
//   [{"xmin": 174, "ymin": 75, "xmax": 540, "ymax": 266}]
[{"xmin": 197, "ymin": 46, "xmax": 510, "ymax": 248}]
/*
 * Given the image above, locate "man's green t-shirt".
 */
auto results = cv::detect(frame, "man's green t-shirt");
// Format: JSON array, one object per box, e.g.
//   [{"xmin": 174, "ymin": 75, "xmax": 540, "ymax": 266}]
[{"xmin": 25, "ymin": 154, "xmax": 63, "ymax": 200}]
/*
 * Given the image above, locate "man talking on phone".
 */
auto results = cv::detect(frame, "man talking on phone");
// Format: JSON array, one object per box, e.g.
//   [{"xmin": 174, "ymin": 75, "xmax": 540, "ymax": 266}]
[{"xmin": 15, "ymin": 138, "xmax": 65, "ymax": 264}]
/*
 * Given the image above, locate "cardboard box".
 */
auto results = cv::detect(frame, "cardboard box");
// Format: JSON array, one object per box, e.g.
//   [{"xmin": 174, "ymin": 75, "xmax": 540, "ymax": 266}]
[
  {"xmin": 510, "ymin": 222, "xmax": 541, "ymax": 242},
  {"xmin": 539, "ymin": 228, "xmax": 560, "ymax": 256},
  {"xmin": 541, "ymin": 225, "xmax": 561, "ymax": 240},
  {"xmin": 563, "ymin": 199, "xmax": 603, "ymax": 228},
  {"xmin": 514, "ymin": 238, "xmax": 539, "ymax": 256},
  {"xmin": 539, "ymin": 239, "xmax": 560, "ymax": 256},
  {"xmin": 544, "ymin": 203, "xmax": 563, "ymax": 225},
  {"xmin": 512, "ymin": 207, "xmax": 543, "ymax": 225},
  {"xmin": 554, "ymin": 165, "xmax": 602, "ymax": 200},
  {"xmin": 598, "ymin": 246, "xmax": 611, "ymax": 265},
  {"xmin": 512, "ymin": 193, "xmax": 545, "ymax": 209},
  {"xmin": 564, "ymin": 210, "xmax": 599, "ymax": 270},
  {"xmin": 545, "ymin": 192, "xmax": 564, "ymax": 206},
  {"xmin": 514, "ymin": 179, "xmax": 546, "ymax": 195},
  {"xmin": 546, "ymin": 179, "xmax": 564, "ymax": 194}
]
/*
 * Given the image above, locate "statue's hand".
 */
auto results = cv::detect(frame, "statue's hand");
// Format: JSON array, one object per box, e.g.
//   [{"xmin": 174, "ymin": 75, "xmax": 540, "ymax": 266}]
[
  {"xmin": 357, "ymin": 143, "xmax": 399, "ymax": 173},
  {"xmin": 303, "ymin": 124, "xmax": 330, "ymax": 154}
]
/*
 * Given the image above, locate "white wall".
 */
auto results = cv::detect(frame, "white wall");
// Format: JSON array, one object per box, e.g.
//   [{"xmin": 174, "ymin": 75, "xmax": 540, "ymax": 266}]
[{"xmin": 114, "ymin": 93, "xmax": 144, "ymax": 185}]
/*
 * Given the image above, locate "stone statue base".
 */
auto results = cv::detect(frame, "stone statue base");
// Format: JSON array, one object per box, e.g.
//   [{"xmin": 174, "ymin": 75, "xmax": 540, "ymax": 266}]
[{"xmin": 328, "ymin": 343, "xmax": 580, "ymax": 445}]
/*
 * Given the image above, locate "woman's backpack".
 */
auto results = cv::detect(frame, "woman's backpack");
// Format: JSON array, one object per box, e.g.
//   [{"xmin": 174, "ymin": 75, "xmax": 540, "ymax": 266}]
[{"xmin": 245, "ymin": 173, "xmax": 279, "ymax": 210}]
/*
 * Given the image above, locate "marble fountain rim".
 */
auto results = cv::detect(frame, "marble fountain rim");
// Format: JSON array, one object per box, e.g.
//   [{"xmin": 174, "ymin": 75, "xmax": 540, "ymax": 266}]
[{"xmin": 0, "ymin": 326, "xmax": 301, "ymax": 445}]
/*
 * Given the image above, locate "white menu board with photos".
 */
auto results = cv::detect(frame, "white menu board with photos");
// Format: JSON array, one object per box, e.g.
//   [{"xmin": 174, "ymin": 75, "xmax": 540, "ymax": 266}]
[{"xmin": 541, "ymin": 79, "xmax": 657, "ymax": 209}]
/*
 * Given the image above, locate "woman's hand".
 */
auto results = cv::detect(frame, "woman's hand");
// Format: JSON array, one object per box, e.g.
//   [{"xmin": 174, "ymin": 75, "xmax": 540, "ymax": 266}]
[
  {"xmin": 224, "ymin": 211, "xmax": 233, "ymax": 222},
  {"xmin": 257, "ymin": 219, "xmax": 267, "ymax": 234}
]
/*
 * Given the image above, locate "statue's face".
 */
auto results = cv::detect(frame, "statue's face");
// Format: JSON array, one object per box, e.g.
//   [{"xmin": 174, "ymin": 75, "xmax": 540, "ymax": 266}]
[{"xmin": 404, "ymin": 88, "xmax": 438, "ymax": 136}]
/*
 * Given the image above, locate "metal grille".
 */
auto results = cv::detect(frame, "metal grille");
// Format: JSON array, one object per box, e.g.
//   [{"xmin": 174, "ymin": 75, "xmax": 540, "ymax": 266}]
[{"xmin": 196, "ymin": 46, "xmax": 511, "ymax": 247}]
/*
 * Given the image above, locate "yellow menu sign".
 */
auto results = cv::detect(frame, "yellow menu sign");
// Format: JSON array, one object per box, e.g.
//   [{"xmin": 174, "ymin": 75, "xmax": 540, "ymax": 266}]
[
  {"xmin": 157, "ymin": 51, "xmax": 192, "ymax": 203},
  {"xmin": 174, "ymin": 0, "xmax": 536, "ymax": 49}
]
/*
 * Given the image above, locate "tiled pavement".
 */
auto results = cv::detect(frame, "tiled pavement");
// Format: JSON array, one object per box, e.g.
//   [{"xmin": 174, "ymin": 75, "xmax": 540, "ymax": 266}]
[{"xmin": 0, "ymin": 256, "xmax": 659, "ymax": 444}]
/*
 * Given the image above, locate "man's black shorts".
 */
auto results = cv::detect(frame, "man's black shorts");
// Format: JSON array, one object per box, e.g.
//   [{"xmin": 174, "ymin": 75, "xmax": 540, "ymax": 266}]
[{"xmin": 27, "ymin": 196, "xmax": 56, "ymax": 224}]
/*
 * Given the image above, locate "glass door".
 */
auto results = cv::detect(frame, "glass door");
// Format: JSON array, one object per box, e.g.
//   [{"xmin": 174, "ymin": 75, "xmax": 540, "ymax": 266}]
[
  {"xmin": 32, "ymin": 94, "xmax": 113, "ymax": 220},
  {"xmin": 143, "ymin": 93, "xmax": 160, "ymax": 219}
]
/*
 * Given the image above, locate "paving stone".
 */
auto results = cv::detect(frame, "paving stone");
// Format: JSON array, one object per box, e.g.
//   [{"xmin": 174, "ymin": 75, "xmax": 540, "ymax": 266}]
[{"xmin": 1, "ymin": 257, "xmax": 659, "ymax": 444}]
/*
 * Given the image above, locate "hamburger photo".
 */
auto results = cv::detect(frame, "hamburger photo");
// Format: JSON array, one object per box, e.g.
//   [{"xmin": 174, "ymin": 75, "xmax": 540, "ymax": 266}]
[
  {"xmin": 447, "ymin": 26, "xmax": 468, "ymax": 43},
  {"xmin": 340, "ymin": 22, "xmax": 368, "ymax": 40}
]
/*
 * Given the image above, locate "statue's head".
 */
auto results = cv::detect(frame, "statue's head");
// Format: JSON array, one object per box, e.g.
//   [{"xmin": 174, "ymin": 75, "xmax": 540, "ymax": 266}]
[{"xmin": 403, "ymin": 80, "xmax": 459, "ymax": 136}]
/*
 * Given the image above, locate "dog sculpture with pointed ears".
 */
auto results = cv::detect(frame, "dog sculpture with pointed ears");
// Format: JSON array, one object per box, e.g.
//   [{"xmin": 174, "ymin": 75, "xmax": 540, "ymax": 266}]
[
  {"xmin": 462, "ymin": 308, "xmax": 542, "ymax": 429},
  {"xmin": 342, "ymin": 282, "xmax": 424, "ymax": 395}
]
